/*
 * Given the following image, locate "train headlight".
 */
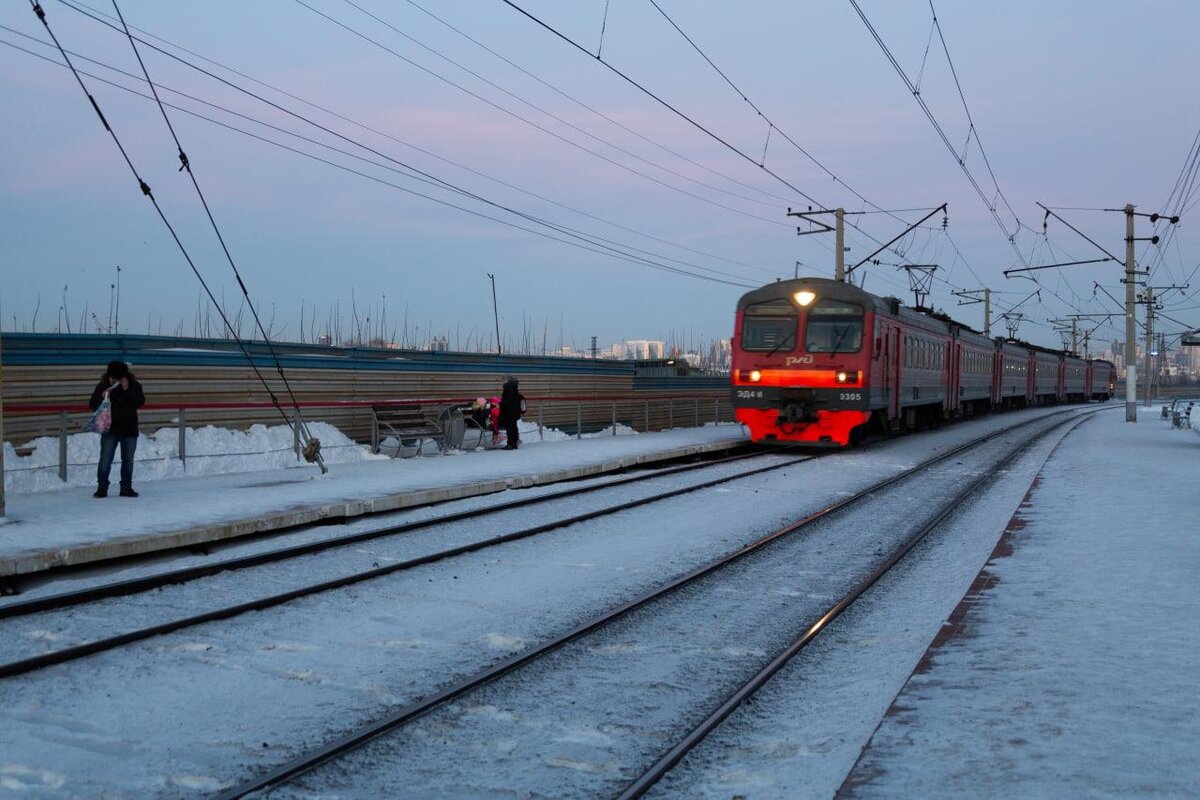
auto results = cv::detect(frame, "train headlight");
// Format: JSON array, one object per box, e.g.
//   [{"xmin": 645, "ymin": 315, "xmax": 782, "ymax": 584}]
[
  {"xmin": 749, "ymin": 369, "xmax": 762, "ymax": 382},
  {"xmin": 835, "ymin": 370, "xmax": 859, "ymax": 384},
  {"xmin": 793, "ymin": 290, "xmax": 816, "ymax": 307}
]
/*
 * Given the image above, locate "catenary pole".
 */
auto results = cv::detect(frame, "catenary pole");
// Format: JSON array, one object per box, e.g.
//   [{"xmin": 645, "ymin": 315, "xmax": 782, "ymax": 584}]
[
  {"xmin": 1143, "ymin": 286, "xmax": 1154, "ymax": 408},
  {"xmin": 1124, "ymin": 204, "xmax": 1137, "ymax": 421},
  {"xmin": 487, "ymin": 273, "xmax": 501, "ymax": 356},
  {"xmin": 835, "ymin": 207, "xmax": 845, "ymax": 282}
]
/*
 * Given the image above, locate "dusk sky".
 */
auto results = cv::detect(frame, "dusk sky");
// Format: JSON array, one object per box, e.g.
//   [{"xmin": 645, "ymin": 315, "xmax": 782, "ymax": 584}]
[{"xmin": 2, "ymin": 0, "xmax": 1198, "ymax": 354}]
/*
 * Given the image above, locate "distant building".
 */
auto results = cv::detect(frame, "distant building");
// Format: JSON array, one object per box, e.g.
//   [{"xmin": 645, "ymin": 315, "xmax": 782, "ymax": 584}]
[{"xmin": 621, "ymin": 339, "xmax": 666, "ymax": 360}]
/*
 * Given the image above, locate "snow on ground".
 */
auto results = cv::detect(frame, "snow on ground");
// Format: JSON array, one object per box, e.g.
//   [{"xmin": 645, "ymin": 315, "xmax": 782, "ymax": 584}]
[
  {"xmin": 1, "ymin": 403, "xmax": 1194, "ymax": 798},
  {"xmin": 839, "ymin": 407, "xmax": 1200, "ymax": 797},
  {"xmin": 3, "ymin": 419, "xmax": 646, "ymax": 495}
]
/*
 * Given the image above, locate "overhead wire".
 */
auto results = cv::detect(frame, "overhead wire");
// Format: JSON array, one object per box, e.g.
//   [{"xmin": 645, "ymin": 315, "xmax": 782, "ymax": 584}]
[
  {"xmin": 16, "ymin": 13, "xmax": 772, "ymax": 280},
  {"xmin": 1, "ymin": 26, "xmax": 770, "ymax": 285},
  {"xmin": 847, "ymin": 0, "xmax": 1030, "ymax": 269},
  {"xmin": 294, "ymin": 0, "xmax": 792, "ymax": 228},
  {"xmin": 48, "ymin": 1, "xmax": 762, "ymax": 287},
  {"xmin": 397, "ymin": 0, "xmax": 796, "ymax": 206},
  {"xmin": 642, "ymin": 0, "xmax": 951, "ymax": 273},
  {"xmin": 640, "ymin": 0, "xmax": 1015, "ymax": 312}
]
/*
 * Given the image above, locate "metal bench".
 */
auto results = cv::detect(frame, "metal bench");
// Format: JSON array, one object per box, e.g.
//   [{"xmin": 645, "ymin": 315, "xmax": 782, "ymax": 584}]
[{"xmin": 371, "ymin": 405, "xmax": 445, "ymax": 456}]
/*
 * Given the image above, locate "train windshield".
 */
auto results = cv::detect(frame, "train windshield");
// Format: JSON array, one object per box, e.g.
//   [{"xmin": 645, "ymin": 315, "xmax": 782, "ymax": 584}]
[
  {"xmin": 741, "ymin": 299, "xmax": 797, "ymax": 352},
  {"xmin": 805, "ymin": 299, "xmax": 863, "ymax": 353}
]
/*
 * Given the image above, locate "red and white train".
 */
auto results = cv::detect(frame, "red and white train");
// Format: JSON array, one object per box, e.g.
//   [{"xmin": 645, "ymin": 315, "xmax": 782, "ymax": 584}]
[{"xmin": 731, "ymin": 277, "xmax": 1114, "ymax": 447}]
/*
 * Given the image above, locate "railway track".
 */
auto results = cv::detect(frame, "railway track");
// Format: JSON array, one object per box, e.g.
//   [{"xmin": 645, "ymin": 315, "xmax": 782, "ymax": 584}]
[
  {"xmin": 0, "ymin": 445, "xmax": 760, "ymax": 602},
  {"xmin": 0, "ymin": 449, "xmax": 823, "ymax": 678},
  {"xmin": 216, "ymin": 406, "xmax": 1103, "ymax": 798}
]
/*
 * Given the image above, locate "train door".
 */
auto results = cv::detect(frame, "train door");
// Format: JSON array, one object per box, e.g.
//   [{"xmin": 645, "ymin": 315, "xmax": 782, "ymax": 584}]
[
  {"xmin": 890, "ymin": 327, "xmax": 901, "ymax": 421},
  {"xmin": 949, "ymin": 340, "xmax": 959, "ymax": 414}
]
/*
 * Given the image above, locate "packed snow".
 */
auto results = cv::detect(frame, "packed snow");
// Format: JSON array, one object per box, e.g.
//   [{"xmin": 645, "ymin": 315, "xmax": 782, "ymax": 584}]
[{"xmin": 0, "ymin": 404, "xmax": 1194, "ymax": 798}]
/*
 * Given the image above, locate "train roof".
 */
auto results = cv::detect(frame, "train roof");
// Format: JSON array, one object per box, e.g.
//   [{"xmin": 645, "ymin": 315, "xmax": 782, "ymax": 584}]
[
  {"xmin": 736, "ymin": 277, "xmax": 890, "ymax": 314},
  {"xmin": 738, "ymin": 277, "xmax": 959, "ymax": 336}
]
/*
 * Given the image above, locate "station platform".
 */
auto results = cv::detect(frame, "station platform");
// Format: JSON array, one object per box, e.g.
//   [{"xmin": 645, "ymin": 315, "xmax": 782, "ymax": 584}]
[
  {"xmin": 0, "ymin": 425, "xmax": 748, "ymax": 580},
  {"xmin": 840, "ymin": 409, "xmax": 1199, "ymax": 797}
]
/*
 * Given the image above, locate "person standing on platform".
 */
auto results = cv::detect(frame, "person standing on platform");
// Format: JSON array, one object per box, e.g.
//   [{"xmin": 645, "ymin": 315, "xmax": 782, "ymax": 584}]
[
  {"xmin": 89, "ymin": 359, "xmax": 146, "ymax": 497},
  {"xmin": 498, "ymin": 375, "xmax": 524, "ymax": 450}
]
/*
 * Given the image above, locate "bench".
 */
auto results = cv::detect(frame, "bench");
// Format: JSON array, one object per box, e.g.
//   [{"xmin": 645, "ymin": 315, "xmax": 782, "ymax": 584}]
[{"xmin": 371, "ymin": 405, "xmax": 445, "ymax": 457}]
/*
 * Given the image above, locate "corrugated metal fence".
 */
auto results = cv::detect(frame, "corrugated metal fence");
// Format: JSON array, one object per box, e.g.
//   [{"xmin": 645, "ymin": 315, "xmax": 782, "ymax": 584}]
[{"xmin": 2, "ymin": 333, "xmax": 734, "ymax": 445}]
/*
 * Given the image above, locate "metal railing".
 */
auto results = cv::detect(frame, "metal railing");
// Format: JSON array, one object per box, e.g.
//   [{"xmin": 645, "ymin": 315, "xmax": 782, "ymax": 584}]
[{"xmin": 5, "ymin": 393, "xmax": 736, "ymax": 481}]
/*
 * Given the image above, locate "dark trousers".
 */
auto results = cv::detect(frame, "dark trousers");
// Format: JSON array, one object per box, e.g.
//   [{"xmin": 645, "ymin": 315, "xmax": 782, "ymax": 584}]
[
  {"xmin": 97, "ymin": 433, "xmax": 137, "ymax": 490},
  {"xmin": 503, "ymin": 420, "xmax": 519, "ymax": 448}
]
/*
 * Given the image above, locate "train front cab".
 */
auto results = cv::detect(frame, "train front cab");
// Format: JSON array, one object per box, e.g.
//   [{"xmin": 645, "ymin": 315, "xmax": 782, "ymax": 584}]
[{"xmin": 731, "ymin": 279, "xmax": 874, "ymax": 447}]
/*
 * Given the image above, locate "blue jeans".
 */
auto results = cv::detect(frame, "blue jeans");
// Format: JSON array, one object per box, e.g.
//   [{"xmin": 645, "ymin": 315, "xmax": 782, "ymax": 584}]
[{"xmin": 97, "ymin": 434, "xmax": 137, "ymax": 491}]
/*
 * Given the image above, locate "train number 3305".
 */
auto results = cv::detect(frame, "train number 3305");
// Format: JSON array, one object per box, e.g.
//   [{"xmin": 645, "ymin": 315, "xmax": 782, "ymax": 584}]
[{"xmin": 838, "ymin": 392, "xmax": 863, "ymax": 401}]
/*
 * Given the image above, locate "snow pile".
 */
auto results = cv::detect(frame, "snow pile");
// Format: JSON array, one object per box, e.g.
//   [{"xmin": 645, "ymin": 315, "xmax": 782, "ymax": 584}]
[
  {"xmin": 2, "ymin": 418, "xmax": 646, "ymax": 494},
  {"xmin": 3, "ymin": 421, "xmax": 385, "ymax": 495}
]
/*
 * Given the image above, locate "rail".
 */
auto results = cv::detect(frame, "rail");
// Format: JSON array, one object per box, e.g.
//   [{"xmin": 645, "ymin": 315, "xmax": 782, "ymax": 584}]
[{"xmin": 2, "ymin": 393, "xmax": 736, "ymax": 482}]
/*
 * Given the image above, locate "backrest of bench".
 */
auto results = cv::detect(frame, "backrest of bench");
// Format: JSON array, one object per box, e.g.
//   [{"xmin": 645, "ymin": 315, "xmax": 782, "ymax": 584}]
[{"xmin": 372, "ymin": 405, "xmax": 429, "ymax": 427}]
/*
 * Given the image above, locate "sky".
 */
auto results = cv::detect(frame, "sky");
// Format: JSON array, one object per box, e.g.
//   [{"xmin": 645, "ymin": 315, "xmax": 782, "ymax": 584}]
[{"xmin": 2, "ymin": 0, "xmax": 1199, "ymax": 354}]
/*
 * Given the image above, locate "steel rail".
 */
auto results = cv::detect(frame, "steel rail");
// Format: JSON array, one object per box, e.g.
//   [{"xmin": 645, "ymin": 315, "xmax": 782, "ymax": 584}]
[
  {"xmin": 616, "ymin": 410, "xmax": 1098, "ymax": 798},
  {"xmin": 0, "ymin": 452, "xmax": 823, "ymax": 679},
  {"xmin": 0, "ymin": 447, "xmax": 763, "ymax": 619},
  {"xmin": 213, "ymin": 407, "xmax": 1102, "ymax": 800}
]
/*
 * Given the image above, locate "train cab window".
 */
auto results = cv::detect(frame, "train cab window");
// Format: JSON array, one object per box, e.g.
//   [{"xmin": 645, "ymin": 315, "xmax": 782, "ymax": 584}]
[
  {"xmin": 741, "ymin": 299, "xmax": 797, "ymax": 352},
  {"xmin": 806, "ymin": 299, "xmax": 862, "ymax": 353}
]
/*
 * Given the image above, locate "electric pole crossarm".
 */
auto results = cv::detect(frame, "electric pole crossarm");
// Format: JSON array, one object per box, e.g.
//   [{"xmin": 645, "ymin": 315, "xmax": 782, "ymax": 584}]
[
  {"xmin": 1003, "ymin": 257, "xmax": 1112, "ymax": 277},
  {"xmin": 787, "ymin": 207, "xmax": 849, "ymax": 281}
]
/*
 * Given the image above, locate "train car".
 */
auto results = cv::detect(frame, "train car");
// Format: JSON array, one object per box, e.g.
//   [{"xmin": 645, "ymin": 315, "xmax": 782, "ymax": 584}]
[
  {"xmin": 1063, "ymin": 354, "xmax": 1087, "ymax": 402},
  {"xmin": 951, "ymin": 324, "xmax": 995, "ymax": 417},
  {"xmin": 1087, "ymin": 359, "xmax": 1115, "ymax": 401},
  {"xmin": 994, "ymin": 340, "xmax": 1030, "ymax": 409},
  {"xmin": 731, "ymin": 278, "xmax": 879, "ymax": 446},
  {"xmin": 1029, "ymin": 345, "xmax": 1061, "ymax": 404}
]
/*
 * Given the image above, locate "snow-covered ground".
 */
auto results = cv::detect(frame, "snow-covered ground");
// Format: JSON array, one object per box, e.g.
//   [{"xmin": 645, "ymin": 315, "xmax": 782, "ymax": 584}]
[
  {"xmin": 1, "ymin": 418, "xmax": 638, "ymax": 495},
  {"xmin": 0, "ymin": 404, "xmax": 1194, "ymax": 798}
]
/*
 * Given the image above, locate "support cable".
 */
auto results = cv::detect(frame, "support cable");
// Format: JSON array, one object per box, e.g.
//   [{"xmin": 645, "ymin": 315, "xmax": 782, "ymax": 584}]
[
  {"xmin": 109, "ymin": 0, "xmax": 326, "ymax": 472},
  {"xmin": 27, "ymin": 0, "xmax": 328, "ymax": 471}
]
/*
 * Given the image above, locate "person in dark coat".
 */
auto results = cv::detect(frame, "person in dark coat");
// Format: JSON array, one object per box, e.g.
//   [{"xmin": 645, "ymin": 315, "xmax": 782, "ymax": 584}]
[
  {"xmin": 89, "ymin": 359, "xmax": 146, "ymax": 497},
  {"xmin": 498, "ymin": 375, "xmax": 523, "ymax": 450}
]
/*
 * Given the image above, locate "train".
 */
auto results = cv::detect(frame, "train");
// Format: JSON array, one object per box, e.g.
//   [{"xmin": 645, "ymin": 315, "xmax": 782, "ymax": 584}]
[{"xmin": 730, "ymin": 277, "xmax": 1114, "ymax": 447}]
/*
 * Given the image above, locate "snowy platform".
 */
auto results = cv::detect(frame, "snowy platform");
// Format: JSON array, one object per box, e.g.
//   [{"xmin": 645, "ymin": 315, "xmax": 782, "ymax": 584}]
[
  {"xmin": 841, "ymin": 409, "xmax": 1200, "ymax": 797},
  {"xmin": 0, "ymin": 425, "xmax": 747, "ymax": 579}
]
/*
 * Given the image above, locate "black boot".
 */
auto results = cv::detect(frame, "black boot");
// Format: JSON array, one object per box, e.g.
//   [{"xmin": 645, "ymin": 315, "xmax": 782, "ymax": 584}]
[
  {"xmin": 119, "ymin": 487, "xmax": 139, "ymax": 498},
  {"xmin": 93, "ymin": 487, "xmax": 107, "ymax": 498}
]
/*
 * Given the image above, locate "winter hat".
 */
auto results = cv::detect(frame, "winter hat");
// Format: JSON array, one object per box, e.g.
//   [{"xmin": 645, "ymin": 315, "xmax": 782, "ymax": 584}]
[{"xmin": 106, "ymin": 360, "xmax": 129, "ymax": 379}]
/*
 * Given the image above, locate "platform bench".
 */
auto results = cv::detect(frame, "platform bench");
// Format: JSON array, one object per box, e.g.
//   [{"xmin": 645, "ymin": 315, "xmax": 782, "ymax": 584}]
[{"xmin": 371, "ymin": 405, "xmax": 444, "ymax": 456}]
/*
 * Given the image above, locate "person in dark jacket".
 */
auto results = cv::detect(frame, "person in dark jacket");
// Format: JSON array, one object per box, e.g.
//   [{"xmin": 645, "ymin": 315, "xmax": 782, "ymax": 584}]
[
  {"xmin": 89, "ymin": 360, "xmax": 146, "ymax": 497},
  {"xmin": 498, "ymin": 375, "xmax": 523, "ymax": 450}
]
